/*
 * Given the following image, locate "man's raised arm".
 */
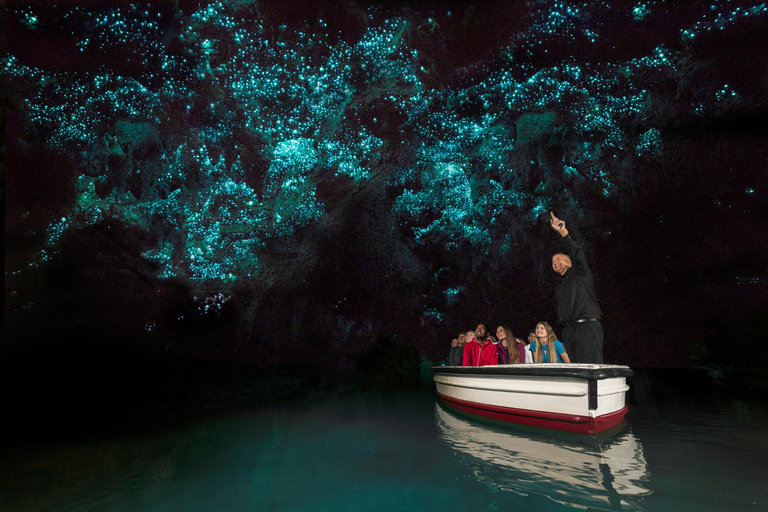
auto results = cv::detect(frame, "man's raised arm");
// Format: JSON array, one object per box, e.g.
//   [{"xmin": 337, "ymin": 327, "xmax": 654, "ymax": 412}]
[
  {"xmin": 549, "ymin": 212, "xmax": 568, "ymax": 237},
  {"xmin": 550, "ymin": 212, "xmax": 588, "ymax": 267}
]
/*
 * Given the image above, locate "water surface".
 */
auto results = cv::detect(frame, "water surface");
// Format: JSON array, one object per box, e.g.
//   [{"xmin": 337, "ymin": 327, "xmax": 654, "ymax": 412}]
[{"xmin": 2, "ymin": 373, "xmax": 766, "ymax": 511}]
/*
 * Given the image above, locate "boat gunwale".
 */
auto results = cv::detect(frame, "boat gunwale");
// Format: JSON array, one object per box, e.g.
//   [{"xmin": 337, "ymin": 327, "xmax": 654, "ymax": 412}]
[
  {"xmin": 431, "ymin": 364, "xmax": 634, "ymax": 380},
  {"xmin": 435, "ymin": 378, "xmax": 589, "ymax": 397}
]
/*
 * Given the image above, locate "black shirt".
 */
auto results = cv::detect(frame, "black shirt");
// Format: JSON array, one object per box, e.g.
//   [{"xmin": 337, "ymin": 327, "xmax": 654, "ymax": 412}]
[{"xmin": 555, "ymin": 235, "xmax": 602, "ymax": 324}]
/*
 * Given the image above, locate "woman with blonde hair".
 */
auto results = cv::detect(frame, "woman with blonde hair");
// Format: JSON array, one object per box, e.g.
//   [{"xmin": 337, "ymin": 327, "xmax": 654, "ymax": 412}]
[
  {"xmin": 462, "ymin": 330, "xmax": 478, "ymax": 366},
  {"xmin": 530, "ymin": 322, "xmax": 570, "ymax": 363},
  {"xmin": 495, "ymin": 325, "xmax": 526, "ymax": 364}
]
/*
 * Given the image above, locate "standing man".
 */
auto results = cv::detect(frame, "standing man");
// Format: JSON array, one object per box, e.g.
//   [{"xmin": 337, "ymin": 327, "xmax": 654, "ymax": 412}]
[{"xmin": 549, "ymin": 212, "xmax": 604, "ymax": 363}]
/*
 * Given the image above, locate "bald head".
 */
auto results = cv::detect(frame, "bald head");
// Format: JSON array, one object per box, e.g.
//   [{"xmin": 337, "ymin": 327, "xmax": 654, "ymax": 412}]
[{"xmin": 552, "ymin": 253, "xmax": 572, "ymax": 276}]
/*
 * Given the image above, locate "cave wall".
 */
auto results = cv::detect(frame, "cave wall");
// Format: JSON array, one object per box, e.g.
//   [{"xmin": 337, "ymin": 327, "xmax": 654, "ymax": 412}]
[{"xmin": 4, "ymin": 0, "xmax": 767, "ymax": 372}]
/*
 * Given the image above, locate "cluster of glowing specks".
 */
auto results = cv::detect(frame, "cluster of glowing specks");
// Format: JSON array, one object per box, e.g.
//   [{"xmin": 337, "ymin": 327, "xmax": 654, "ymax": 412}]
[
  {"xmin": 395, "ymin": 161, "xmax": 491, "ymax": 247},
  {"xmin": 681, "ymin": 1, "xmax": 768, "ymax": 41},
  {"xmin": 636, "ymin": 129, "xmax": 662, "ymax": 157},
  {"xmin": 3, "ymin": 1, "xmax": 766, "ymax": 288},
  {"xmin": 264, "ymin": 139, "xmax": 322, "ymax": 236},
  {"xmin": 4, "ymin": 2, "xmax": 425, "ymax": 282},
  {"xmin": 633, "ymin": 3, "xmax": 651, "ymax": 21}
]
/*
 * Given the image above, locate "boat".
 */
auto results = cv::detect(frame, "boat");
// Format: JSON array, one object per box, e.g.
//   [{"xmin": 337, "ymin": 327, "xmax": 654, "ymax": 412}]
[
  {"xmin": 435, "ymin": 403, "xmax": 651, "ymax": 510},
  {"xmin": 432, "ymin": 363, "xmax": 634, "ymax": 434}
]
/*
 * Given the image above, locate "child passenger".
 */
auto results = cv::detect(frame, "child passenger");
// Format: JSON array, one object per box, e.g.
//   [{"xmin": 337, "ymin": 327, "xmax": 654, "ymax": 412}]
[
  {"xmin": 530, "ymin": 322, "xmax": 570, "ymax": 363},
  {"xmin": 495, "ymin": 326, "xmax": 526, "ymax": 364}
]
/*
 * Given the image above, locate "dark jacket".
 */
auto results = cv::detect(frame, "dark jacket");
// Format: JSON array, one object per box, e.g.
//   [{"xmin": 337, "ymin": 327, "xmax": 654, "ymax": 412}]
[
  {"xmin": 556, "ymin": 235, "xmax": 602, "ymax": 324},
  {"xmin": 451, "ymin": 346, "xmax": 464, "ymax": 366}
]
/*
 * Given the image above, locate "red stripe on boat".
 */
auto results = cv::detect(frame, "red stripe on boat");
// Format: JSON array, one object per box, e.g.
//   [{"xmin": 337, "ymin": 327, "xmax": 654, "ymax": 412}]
[{"xmin": 436, "ymin": 391, "xmax": 629, "ymax": 434}]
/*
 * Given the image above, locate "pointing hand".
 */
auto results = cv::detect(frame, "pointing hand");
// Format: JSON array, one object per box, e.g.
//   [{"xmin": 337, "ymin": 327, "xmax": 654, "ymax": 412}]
[{"xmin": 550, "ymin": 212, "xmax": 568, "ymax": 237}]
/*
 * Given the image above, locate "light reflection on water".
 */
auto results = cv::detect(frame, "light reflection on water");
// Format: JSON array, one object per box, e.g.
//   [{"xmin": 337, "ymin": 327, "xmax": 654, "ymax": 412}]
[
  {"xmin": 434, "ymin": 403, "xmax": 651, "ymax": 511},
  {"xmin": 1, "ymin": 377, "xmax": 767, "ymax": 512}
]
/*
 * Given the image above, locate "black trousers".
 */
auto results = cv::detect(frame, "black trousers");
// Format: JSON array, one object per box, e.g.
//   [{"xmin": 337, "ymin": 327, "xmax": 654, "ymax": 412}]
[{"xmin": 562, "ymin": 321, "xmax": 604, "ymax": 364}]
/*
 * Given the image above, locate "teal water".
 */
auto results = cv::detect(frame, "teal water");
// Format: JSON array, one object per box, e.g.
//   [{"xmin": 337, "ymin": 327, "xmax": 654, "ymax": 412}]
[{"xmin": 1, "ymin": 375, "xmax": 766, "ymax": 512}]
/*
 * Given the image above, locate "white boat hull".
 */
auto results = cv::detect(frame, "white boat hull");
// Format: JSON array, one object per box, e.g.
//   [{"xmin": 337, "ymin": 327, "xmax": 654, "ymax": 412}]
[{"xmin": 432, "ymin": 364, "xmax": 633, "ymax": 434}]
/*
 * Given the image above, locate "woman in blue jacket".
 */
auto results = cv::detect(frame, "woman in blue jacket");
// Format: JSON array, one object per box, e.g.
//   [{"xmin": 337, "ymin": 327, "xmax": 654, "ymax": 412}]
[{"xmin": 530, "ymin": 322, "xmax": 571, "ymax": 363}]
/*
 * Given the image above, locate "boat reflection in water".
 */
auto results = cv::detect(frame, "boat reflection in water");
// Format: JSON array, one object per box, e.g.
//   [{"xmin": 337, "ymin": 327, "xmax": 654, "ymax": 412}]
[{"xmin": 435, "ymin": 403, "xmax": 651, "ymax": 511}]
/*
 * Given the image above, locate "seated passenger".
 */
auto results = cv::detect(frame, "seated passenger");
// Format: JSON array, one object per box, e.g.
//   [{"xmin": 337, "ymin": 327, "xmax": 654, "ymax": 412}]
[
  {"xmin": 448, "ymin": 338, "xmax": 458, "ymax": 366},
  {"xmin": 515, "ymin": 337, "xmax": 532, "ymax": 363},
  {"xmin": 475, "ymin": 324, "xmax": 490, "ymax": 344},
  {"xmin": 483, "ymin": 325, "xmax": 498, "ymax": 346},
  {"xmin": 452, "ymin": 332, "xmax": 466, "ymax": 366},
  {"xmin": 474, "ymin": 324, "xmax": 498, "ymax": 366},
  {"xmin": 495, "ymin": 326, "xmax": 526, "ymax": 364},
  {"xmin": 462, "ymin": 330, "xmax": 479, "ymax": 366},
  {"xmin": 530, "ymin": 322, "xmax": 570, "ymax": 363},
  {"xmin": 496, "ymin": 327, "xmax": 510, "ymax": 364},
  {"xmin": 521, "ymin": 330, "xmax": 535, "ymax": 363}
]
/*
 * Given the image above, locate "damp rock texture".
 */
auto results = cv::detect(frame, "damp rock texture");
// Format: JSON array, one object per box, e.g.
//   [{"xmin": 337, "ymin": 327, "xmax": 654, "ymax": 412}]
[{"xmin": 4, "ymin": 0, "xmax": 768, "ymax": 371}]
